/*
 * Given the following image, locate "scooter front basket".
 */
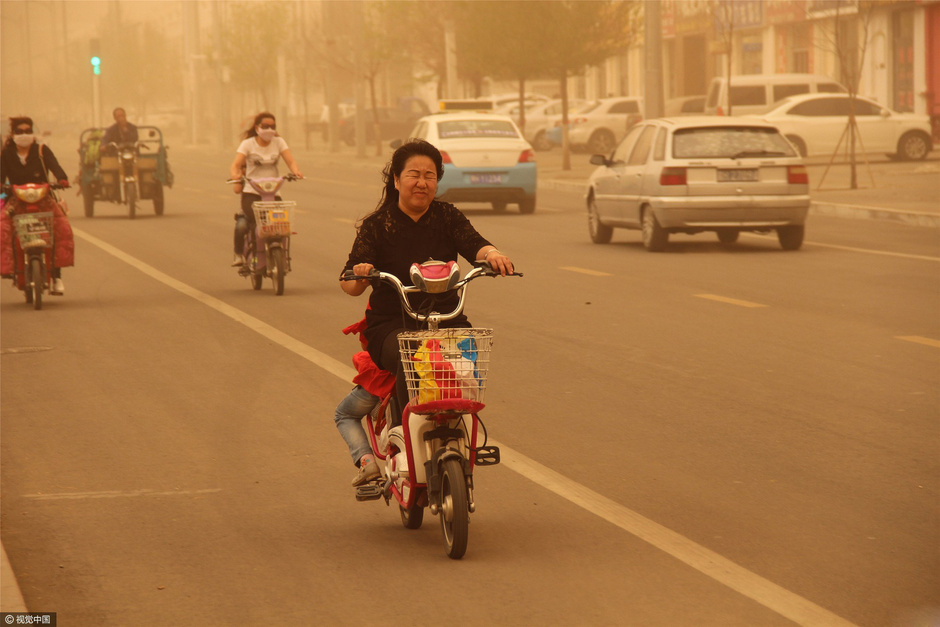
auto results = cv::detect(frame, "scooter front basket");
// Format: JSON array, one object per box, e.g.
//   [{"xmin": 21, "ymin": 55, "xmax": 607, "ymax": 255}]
[
  {"xmin": 398, "ymin": 328, "xmax": 493, "ymax": 411},
  {"xmin": 12, "ymin": 212, "xmax": 54, "ymax": 248},
  {"xmin": 251, "ymin": 201, "xmax": 294, "ymax": 238}
]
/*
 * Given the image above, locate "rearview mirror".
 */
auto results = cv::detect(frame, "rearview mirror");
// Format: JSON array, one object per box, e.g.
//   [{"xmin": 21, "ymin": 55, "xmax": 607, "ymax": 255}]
[
  {"xmin": 389, "ymin": 139, "xmax": 403, "ymax": 149},
  {"xmin": 149, "ymin": 129, "xmax": 157, "ymax": 138},
  {"xmin": 589, "ymin": 154, "xmax": 608, "ymax": 167}
]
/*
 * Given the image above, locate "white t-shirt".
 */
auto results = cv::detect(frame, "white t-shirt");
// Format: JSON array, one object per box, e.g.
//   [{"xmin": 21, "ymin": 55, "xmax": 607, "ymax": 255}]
[{"xmin": 236, "ymin": 135, "xmax": 289, "ymax": 182}]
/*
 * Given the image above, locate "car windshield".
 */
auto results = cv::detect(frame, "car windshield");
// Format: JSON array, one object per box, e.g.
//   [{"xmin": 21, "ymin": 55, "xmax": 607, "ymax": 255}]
[
  {"xmin": 437, "ymin": 119, "xmax": 520, "ymax": 139},
  {"xmin": 672, "ymin": 126, "xmax": 797, "ymax": 159}
]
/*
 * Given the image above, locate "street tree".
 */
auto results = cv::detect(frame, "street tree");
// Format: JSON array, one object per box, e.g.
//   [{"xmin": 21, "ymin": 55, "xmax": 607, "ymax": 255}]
[
  {"xmin": 538, "ymin": 0, "xmax": 638, "ymax": 169},
  {"xmin": 214, "ymin": 1, "xmax": 290, "ymax": 112},
  {"xmin": 812, "ymin": 0, "xmax": 878, "ymax": 190}
]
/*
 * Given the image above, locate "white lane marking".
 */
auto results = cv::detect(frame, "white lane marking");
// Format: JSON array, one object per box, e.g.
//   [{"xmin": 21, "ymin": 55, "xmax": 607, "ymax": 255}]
[
  {"xmin": 896, "ymin": 335, "xmax": 940, "ymax": 349},
  {"xmin": 72, "ymin": 229, "xmax": 358, "ymax": 384},
  {"xmin": 741, "ymin": 233, "xmax": 940, "ymax": 262},
  {"xmin": 23, "ymin": 489, "xmax": 222, "ymax": 501},
  {"xmin": 495, "ymin": 443, "xmax": 857, "ymax": 627},
  {"xmin": 696, "ymin": 294, "xmax": 769, "ymax": 308},
  {"xmin": 560, "ymin": 266, "xmax": 613, "ymax": 277},
  {"xmin": 74, "ymin": 227, "xmax": 857, "ymax": 627}
]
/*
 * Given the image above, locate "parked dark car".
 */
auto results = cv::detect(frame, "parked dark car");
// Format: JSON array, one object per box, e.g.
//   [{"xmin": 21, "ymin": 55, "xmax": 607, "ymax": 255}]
[{"xmin": 339, "ymin": 99, "xmax": 430, "ymax": 145}]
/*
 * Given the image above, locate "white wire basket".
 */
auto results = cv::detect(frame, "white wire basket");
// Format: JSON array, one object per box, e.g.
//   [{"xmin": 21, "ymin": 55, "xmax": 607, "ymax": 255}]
[
  {"xmin": 12, "ymin": 212, "xmax": 54, "ymax": 248},
  {"xmin": 398, "ymin": 328, "xmax": 493, "ymax": 410},
  {"xmin": 251, "ymin": 200, "xmax": 294, "ymax": 238}
]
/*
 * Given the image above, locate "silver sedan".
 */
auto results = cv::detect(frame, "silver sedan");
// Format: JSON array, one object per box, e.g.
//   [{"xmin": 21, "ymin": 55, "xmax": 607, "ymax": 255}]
[{"xmin": 586, "ymin": 117, "xmax": 811, "ymax": 251}]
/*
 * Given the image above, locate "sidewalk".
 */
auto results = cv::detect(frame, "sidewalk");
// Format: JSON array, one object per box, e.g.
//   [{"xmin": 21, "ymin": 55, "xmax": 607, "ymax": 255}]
[{"xmin": 293, "ymin": 140, "xmax": 940, "ymax": 228}]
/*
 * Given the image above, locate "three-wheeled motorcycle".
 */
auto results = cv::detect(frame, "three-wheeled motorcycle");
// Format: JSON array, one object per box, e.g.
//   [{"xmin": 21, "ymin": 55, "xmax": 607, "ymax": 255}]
[{"xmin": 78, "ymin": 125, "xmax": 172, "ymax": 219}]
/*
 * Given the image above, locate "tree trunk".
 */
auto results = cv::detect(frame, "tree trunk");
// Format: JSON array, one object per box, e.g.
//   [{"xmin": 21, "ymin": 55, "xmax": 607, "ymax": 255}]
[{"xmin": 561, "ymin": 71, "xmax": 570, "ymax": 171}]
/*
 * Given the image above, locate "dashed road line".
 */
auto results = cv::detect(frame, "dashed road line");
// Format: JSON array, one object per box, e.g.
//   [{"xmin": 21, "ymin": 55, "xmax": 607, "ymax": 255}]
[
  {"xmin": 23, "ymin": 489, "xmax": 222, "ymax": 501},
  {"xmin": 895, "ymin": 335, "xmax": 940, "ymax": 349},
  {"xmin": 695, "ymin": 294, "xmax": 768, "ymax": 308},
  {"xmin": 560, "ymin": 266, "xmax": 613, "ymax": 276}
]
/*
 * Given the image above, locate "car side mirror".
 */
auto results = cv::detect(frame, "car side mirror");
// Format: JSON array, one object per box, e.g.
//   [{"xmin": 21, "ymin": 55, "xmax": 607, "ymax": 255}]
[
  {"xmin": 880, "ymin": 108, "xmax": 890, "ymax": 118},
  {"xmin": 149, "ymin": 129, "xmax": 157, "ymax": 138},
  {"xmin": 389, "ymin": 139, "xmax": 403, "ymax": 149},
  {"xmin": 589, "ymin": 154, "xmax": 609, "ymax": 167}
]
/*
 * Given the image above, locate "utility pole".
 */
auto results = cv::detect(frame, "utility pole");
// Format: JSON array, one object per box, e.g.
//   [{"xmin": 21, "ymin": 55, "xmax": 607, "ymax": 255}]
[
  {"xmin": 644, "ymin": 0, "xmax": 665, "ymax": 119},
  {"xmin": 444, "ymin": 19, "xmax": 458, "ymax": 99}
]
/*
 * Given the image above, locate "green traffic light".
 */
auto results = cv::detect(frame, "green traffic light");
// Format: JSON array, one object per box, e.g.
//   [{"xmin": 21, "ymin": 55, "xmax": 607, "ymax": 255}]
[{"xmin": 90, "ymin": 56, "xmax": 101, "ymax": 75}]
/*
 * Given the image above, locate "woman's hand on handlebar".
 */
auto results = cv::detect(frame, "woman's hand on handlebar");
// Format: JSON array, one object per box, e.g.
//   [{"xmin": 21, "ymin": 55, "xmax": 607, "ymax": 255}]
[
  {"xmin": 476, "ymin": 247, "xmax": 514, "ymax": 276},
  {"xmin": 340, "ymin": 263, "xmax": 375, "ymax": 296}
]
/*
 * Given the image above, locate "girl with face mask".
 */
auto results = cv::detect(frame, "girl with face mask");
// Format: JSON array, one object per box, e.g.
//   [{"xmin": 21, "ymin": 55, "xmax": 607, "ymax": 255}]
[
  {"xmin": 0, "ymin": 116, "xmax": 74, "ymax": 294},
  {"xmin": 228, "ymin": 112, "xmax": 304, "ymax": 267}
]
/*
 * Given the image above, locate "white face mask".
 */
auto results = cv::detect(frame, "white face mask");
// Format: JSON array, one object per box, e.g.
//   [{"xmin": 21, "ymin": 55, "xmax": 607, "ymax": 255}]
[
  {"xmin": 13, "ymin": 133, "xmax": 34, "ymax": 148},
  {"xmin": 256, "ymin": 127, "xmax": 277, "ymax": 142}
]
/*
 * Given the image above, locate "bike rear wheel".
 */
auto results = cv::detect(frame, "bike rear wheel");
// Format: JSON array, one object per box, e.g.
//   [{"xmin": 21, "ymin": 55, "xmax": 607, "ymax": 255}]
[
  {"xmin": 439, "ymin": 458, "xmax": 469, "ymax": 559},
  {"xmin": 127, "ymin": 182, "xmax": 137, "ymax": 219},
  {"xmin": 270, "ymin": 247, "xmax": 286, "ymax": 295},
  {"xmin": 29, "ymin": 257, "xmax": 43, "ymax": 310},
  {"xmin": 399, "ymin": 503, "xmax": 424, "ymax": 529}
]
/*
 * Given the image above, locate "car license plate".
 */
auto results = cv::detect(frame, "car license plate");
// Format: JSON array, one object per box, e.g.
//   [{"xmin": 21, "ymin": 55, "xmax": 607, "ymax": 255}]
[
  {"xmin": 717, "ymin": 169, "xmax": 758, "ymax": 182},
  {"xmin": 470, "ymin": 173, "xmax": 504, "ymax": 185}
]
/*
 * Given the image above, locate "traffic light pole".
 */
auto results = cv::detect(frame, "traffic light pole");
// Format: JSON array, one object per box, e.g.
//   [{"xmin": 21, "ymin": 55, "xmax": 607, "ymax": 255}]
[{"xmin": 93, "ymin": 74, "xmax": 101, "ymax": 128}]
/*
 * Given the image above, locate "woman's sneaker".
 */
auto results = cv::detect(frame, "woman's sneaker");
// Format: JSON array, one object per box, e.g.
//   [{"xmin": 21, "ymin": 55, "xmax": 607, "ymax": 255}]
[
  {"xmin": 352, "ymin": 459, "xmax": 381, "ymax": 487},
  {"xmin": 232, "ymin": 254, "xmax": 245, "ymax": 266}
]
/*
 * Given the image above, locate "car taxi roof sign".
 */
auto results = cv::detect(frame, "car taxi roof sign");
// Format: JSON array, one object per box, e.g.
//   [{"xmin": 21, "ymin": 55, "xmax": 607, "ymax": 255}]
[{"xmin": 439, "ymin": 99, "xmax": 495, "ymax": 112}]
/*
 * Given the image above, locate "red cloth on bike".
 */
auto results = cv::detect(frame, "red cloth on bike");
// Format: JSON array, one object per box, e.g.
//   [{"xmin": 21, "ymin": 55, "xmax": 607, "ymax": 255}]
[
  {"xmin": 344, "ymin": 315, "xmax": 395, "ymax": 398},
  {"xmin": 351, "ymin": 350, "xmax": 396, "ymax": 398},
  {"xmin": 0, "ymin": 195, "xmax": 74, "ymax": 275}
]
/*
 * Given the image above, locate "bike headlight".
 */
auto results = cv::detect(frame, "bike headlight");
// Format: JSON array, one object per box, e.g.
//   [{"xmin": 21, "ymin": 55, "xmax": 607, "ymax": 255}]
[
  {"xmin": 13, "ymin": 184, "xmax": 47, "ymax": 204},
  {"xmin": 121, "ymin": 150, "xmax": 134, "ymax": 160},
  {"xmin": 410, "ymin": 260, "xmax": 460, "ymax": 293},
  {"xmin": 257, "ymin": 180, "xmax": 279, "ymax": 194}
]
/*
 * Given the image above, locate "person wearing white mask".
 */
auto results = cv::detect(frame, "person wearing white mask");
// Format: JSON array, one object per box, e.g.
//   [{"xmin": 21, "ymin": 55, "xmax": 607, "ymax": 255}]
[
  {"xmin": 228, "ymin": 112, "xmax": 303, "ymax": 267},
  {"xmin": 0, "ymin": 116, "xmax": 73, "ymax": 294}
]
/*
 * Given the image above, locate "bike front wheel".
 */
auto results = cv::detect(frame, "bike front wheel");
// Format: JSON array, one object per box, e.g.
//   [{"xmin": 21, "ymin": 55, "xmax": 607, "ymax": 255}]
[
  {"xmin": 29, "ymin": 257, "xmax": 43, "ymax": 310},
  {"xmin": 439, "ymin": 458, "xmax": 469, "ymax": 559}
]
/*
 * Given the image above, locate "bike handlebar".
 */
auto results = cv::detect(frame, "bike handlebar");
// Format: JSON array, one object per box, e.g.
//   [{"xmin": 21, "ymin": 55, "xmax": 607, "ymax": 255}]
[
  {"xmin": 340, "ymin": 262, "xmax": 521, "ymax": 324},
  {"xmin": 226, "ymin": 173, "xmax": 303, "ymax": 185}
]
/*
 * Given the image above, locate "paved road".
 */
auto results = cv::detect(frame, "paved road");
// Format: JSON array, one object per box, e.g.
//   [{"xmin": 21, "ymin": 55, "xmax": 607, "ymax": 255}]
[{"xmin": 1, "ymin": 146, "xmax": 938, "ymax": 626}]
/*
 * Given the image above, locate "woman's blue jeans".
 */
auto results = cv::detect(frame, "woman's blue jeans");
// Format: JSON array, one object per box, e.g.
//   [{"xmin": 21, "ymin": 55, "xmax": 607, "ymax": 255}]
[{"xmin": 334, "ymin": 385, "xmax": 380, "ymax": 466}]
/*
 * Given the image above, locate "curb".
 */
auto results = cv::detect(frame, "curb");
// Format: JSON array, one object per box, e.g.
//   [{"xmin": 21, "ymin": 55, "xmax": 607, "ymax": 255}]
[{"xmin": 0, "ymin": 543, "xmax": 27, "ymax": 612}]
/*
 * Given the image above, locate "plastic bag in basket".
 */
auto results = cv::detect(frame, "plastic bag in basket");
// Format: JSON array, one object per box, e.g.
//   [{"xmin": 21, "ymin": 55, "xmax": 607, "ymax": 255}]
[
  {"xmin": 412, "ymin": 338, "xmax": 460, "ymax": 403},
  {"xmin": 445, "ymin": 336, "xmax": 482, "ymax": 401}
]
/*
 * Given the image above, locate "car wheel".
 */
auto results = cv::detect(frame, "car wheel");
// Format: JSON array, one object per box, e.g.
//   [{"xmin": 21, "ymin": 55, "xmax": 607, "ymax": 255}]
[
  {"xmin": 641, "ymin": 207, "xmax": 668, "ymax": 252},
  {"xmin": 777, "ymin": 225, "xmax": 804, "ymax": 251},
  {"xmin": 587, "ymin": 195, "xmax": 613, "ymax": 244},
  {"xmin": 533, "ymin": 131, "xmax": 552, "ymax": 151},
  {"xmin": 786, "ymin": 135, "xmax": 807, "ymax": 157},
  {"xmin": 896, "ymin": 131, "xmax": 931, "ymax": 161},
  {"xmin": 588, "ymin": 129, "xmax": 616, "ymax": 155},
  {"xmin": 519, "ymin": 195, "xmax": 536, "ymax": 214},
  {"xmin": 716, "ymin": 229, "xmax": 739, "ymax": 245}
]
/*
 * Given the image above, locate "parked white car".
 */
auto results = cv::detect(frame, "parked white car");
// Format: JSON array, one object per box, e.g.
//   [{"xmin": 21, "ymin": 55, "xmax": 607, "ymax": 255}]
[
  {"xmin": 552, "ymin": 97, "xmax": 644, "ymax": 154},
  {"xmin": 586, "ymin": 117, "xmax": 811, "ymax": 251},
  {"xmin": 751, "ymin": 93, "xmax": 933, "ymax": 161},
  {"xmin": 521, "ymin": 99, "xmax": 586, "ymax": 151}
]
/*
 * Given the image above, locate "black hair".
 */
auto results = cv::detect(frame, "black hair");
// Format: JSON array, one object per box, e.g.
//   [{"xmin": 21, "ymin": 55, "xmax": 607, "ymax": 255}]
[
  {"xmin": 242, "ymin": 112, "xmax": 276, "ymax": 140},
  {"xmin": 373, "ymin": 139, "xmax": 444, "ymax": 214},
  {"xmin": 4, "ymin": 116, "xmax": 34, "ymax": 151}
]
